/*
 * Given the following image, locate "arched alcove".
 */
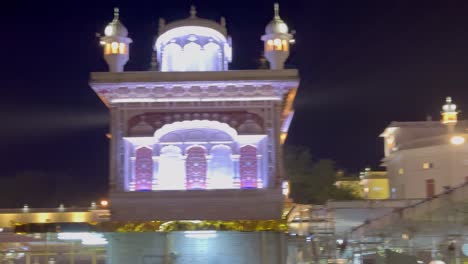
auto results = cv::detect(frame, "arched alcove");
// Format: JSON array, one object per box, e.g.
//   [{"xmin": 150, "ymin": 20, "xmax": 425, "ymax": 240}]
[
  {"xmin": 185, "ymin": 145, "xmax": 207, "ymax": 189},
  {"xmin": 134, "ymin": 147, "xmax": 153, "ymax": 191},
  {"xmin": 158, "ymin": 145, "xmax": 185, "ymax": 190},
  {"xmin": 209, "ymin": 144, "xmax": 234, "ymax": 189}
]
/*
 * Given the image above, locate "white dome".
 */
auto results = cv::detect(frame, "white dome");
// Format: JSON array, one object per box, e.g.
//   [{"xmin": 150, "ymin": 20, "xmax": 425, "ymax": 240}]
[
  {"xmin": 442, "ymin": 96, "xmax": 457, "ymax": 112},
  {"xmin": 265, "ymin": 3, "xmax": 289, "ymax": 34},
  {"xmin": 266, "ymin": 19, "xmax": 289, "ymax": 34},
  {"xmin": 155, "ymin": 6, "xmax": 232, "ymax": 72},
  {"xmin": 104, "ymin": 8, "xmax": 128, "ymax": 37}
]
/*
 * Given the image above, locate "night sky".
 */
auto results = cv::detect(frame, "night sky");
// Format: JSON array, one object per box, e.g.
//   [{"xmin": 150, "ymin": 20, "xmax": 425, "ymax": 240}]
[{"xmin": 1, "ymin": 0, "xmax": 468, "ymax": 206}]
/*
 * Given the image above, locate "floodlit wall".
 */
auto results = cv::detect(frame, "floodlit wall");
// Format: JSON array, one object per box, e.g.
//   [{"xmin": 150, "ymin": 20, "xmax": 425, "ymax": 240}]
[
  {"xmin": 0, "ymin": 209, "xmax": 110, "ymax": 227},
  {"xmin": 106, "ymin": 232, "xmax": 286, "ymax": 264}
]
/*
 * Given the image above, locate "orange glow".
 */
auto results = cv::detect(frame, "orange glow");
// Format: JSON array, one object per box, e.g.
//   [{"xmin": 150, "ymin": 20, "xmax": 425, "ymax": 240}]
[
  {"xmin": 266, "ymin": 40, "xmax": 274, "ymax": 51},
  {"xmin": 280, "ymin": 132, "xmax": 287, "ymax": 145},
  {"xmin": 104, "ymin": 42, "xmax": 127, "ymax": 55},
  {"xmin": 118, "ymin": 43, "xmax": 126, "ymax": 54},
  {"xmin": 281, "ymin": 40, "xmax": 289, "ymax": 51},
  {"xmin": 273, "ymin": 38, "xmax": 282, "ymax": 50},
  {"xmin": 104, "ymin": 43, "xmax": 111, "ymax": 55},
  {"xmin": 111, "ymin": 42, "xmax": 119, "ymax": 54},
  {"xmin": 442, "ymin": 112, "xmax": 458, "ymax": 124}
]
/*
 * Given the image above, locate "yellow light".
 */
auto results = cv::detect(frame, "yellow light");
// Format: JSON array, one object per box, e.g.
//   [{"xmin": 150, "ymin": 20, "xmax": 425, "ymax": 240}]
[
  {"xmin": 100, "ymin": 200, "xmax": 109, "ymax": 207},
  {"xmin": 71, "ymin": 212, "xmax": 87, "ymax": 222},
  {"xmin": 104, "ymin": 43, "xmax": 111, "ymax": 55},
  {"xmin": 35, "ymin": 213, "xmax": 51, "ymax": 223},
  {"xmin": 450, "ymin": 135, "xmax": 465, "ymax": 145},
  {"xmin": 111, "ymin": 42, "xmax": 119, "ymax": 54},
  {"xmin": 273, "ymin": 38, "xmax": 282, "ymax": 50},
  {"xmin": 118, "ymin": 43, "xmax": 126, "ymax": 54},
  {"xmin": 266, "ymin": 40, "xmax": 274, "ymax": 52},
  {"xmin": 281, "ymin": 39, "xmax": 289, "ymax": 51},
  {"xmin": 280, "ymin": 132, "xmax": 287, "ymax": 144},
  {"xmin": 442, "ymin": 112, "xmax": 458, "ymax": 124}
]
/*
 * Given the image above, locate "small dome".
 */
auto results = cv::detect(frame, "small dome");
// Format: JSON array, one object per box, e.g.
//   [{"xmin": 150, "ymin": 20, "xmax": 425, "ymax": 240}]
[
  {"xmin": 265, "ymin": 3, "xmax": 289, "ymax": 34},
  {"xmin": 104, "ymin": 8, "xmax": 128, "ymax": 37},
  {"xmin": 443, "ymin": 96, "xmax": 457, "ymax": 112}
]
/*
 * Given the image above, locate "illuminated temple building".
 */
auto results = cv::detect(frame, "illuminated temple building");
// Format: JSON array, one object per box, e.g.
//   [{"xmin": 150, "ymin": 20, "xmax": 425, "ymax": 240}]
[{"xmin": 90, "ymin": 4, "xmax": 298, "ymax": 222}]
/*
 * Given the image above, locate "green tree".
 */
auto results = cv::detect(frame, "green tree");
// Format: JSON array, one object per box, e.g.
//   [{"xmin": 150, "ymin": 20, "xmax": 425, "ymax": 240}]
[{"xmin": 284, "ymin": 145, "xmax": 360, "ymax": 204}]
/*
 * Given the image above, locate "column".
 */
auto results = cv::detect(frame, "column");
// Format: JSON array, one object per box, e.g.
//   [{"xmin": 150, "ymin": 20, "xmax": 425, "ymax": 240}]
[
  {"xmin": 152, "ymin": 156, "xmax": 159, "ymax": 190},
  {"xmin": 232, "ymin": 154, "xmax": 240, "ymax": 188},
  {"xmin": 257, "ymin": 154, "xmax": 263, "ymax": 188},
  {"xmin": 129, "ymin": 157, "xmax": 136, "ymax": 191}
]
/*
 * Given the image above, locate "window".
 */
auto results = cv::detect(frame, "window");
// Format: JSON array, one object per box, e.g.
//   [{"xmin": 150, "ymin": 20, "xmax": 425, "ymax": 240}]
[
  {"xmin": 104, "ymin": 42, "xmax": 127, "ymax": 55},
  {"xmin": 423, "ymin": 162, "xmax": 433, "ymax": 169},
  {"xmin": 208, "ymin": 145, "xmax": 234, "ymax": 189},
  {"xmin": 426, "ymin": 179, "xmax": 435, "ymax": 198},
  {"xmin": 134, "ymin": 147, "xmax": 153, "ymax": 191},
  {"xmin": 281, "ymin": 39, "xmax": 289, "ymax": 51},
  {"xmin": 118, "ymin": 43, "xmax": 126, "ymax": 54},
  {"xmin": 158, "ymin": 145, "xmax": 185, "ymax": 190},
  {"xmin": 266, "ymin": 38, "xmax": 288, "ymax": 52},
  {"xmin": 398, "ymin": 168, "xmax": 404, "ymax": 175},
  {"xmin": 239, "ymin": 145, "xmax": 258, "ymax": 189},
  {"xmin": 185, "ymin": 146, "xmax": 207, "ymax": 190},
  {"xmin": 266, "ymin": 40, "xmax": 274, "ymax": 52},
  {"xmin": 273, "ymin": 38, "xmax": 282, "ymax": 50}
]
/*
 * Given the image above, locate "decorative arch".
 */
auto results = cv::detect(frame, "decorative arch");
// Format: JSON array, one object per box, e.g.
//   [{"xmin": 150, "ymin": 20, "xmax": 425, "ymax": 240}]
[
  {"xmin": 185, "ymin": 145, "xmax": 207, "ymax": 190},
  {"xmin": 158, "ymin": 145, "xmax": 185, "ymax": 190},
  {"xmin": 183, "ymin": 42, "xmax": 203, "ymax": 71},
  {"xmin": 154, "ymin": 120, "xmax": 237, "ymax": 141},
  {"xmin": 162, "ymin": 43, "xmax": 183, "ymax": 71},
  {"xmin": 203, "ymin": 42, "xmax": 221, "ymax": 71},
  {"xmin": 134, "ymin": 147, "xmax": 153, "ymax": 191},
  {"xmin": 239, "ymin": 145, "xmax": 258, "ymax": 189},
  {"xmin": 208, "ymin": 145, "xmax": 234, "ymax": 189}
]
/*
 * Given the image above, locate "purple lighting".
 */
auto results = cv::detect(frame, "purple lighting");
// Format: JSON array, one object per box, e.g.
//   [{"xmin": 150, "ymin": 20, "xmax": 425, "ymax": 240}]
[
  {"xmin": 240, "ymin": 145, "xmax": 258, "ymax": 188},
  {"xmin": 185, "ymin": 146, "xmax": 208, "ymax": 190},
  {"xmin": 134, "ymin": 147, "xmax": 153, "ymax": 191}
]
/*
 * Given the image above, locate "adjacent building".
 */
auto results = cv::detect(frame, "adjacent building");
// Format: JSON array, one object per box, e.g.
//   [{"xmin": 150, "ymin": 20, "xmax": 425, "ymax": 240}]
[{"xmin": 381, "ymin": 97, "xmax": 468, "ymax": 199}]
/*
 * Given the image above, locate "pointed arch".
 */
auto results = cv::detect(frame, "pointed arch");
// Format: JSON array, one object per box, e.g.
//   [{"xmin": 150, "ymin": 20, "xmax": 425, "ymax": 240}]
[
  {"xmin": 162, "ymin": 43, "xmax": 183, "ymax": 71},
  {"xmin": 158, "ymin": 145, "xmax": 185, "ymax": 190},
  {"xmin": 134, "ymin": 146, "xmax": 153, "ymax": 191},
  {"xmin": 183, "ymin": 42, "xmax": 203, "ymax": 71},
  {"xmin": 203, "ymin": 42, "xmax": 221, "ymax": 71},
  {"xmin": 208, "ymin": 144, "xmax": 234, "ymax": 189},
  {"xmin": 239, "ymin": 145, "xmax": 258, "ymax": 189},
  {"xmin": 185, "ymin": 145, "xmax": 207, "ymax": 190}
]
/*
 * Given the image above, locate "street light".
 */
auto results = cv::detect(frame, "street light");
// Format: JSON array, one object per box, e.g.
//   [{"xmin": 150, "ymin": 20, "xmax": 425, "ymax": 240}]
[
  {"xmin": 450, "ymin": 135, "xmax": 465, "ymax": 146},
  {"xmin": 100, "ymin": 200, "xmax": 109, "ymax": 207}
]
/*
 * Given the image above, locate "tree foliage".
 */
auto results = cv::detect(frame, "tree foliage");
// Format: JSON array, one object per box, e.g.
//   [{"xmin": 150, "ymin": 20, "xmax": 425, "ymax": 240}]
[{"xmin": 284, "ymin": 145, "xmax": 361, "ymax": 204}]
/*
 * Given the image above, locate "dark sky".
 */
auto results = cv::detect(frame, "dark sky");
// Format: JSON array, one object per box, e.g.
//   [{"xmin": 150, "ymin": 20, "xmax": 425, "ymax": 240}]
[{"xmin": 1, "ymin": 0, "xmax": 468, "ymax": 206}]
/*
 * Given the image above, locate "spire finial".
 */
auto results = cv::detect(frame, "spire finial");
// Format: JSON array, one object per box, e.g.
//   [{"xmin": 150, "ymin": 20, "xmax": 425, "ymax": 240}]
[
  {"xmin": 190, "ymin": 5, "xmax": 197, "ymax": 18},
  {"xmin": 113, "ymin": 7, "xmax": 120, "ymax": 21},
  {"xmin": 220, "ymin": 16, "xmax": 226, "ymax": 27},
  {"xmin": 447, "ymin": 96, "xmax": 452, "ymax": 103},
  {"xmin": 150, "ymin": 51, "xmax": 159, "ymax": 71},
  {"xmin": 274, "ymin": 3, "xmax": 280, "ymax": 19},
  {"xmin": 158, "ymin": 18, "xmax": 166, "ymax": 33}
]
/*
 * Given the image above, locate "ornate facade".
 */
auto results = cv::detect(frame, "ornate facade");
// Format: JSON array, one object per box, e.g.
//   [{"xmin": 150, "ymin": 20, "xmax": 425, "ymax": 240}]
[{"xmin": 90, "ymin": 5, "xmax": 298, "ymax": 221}]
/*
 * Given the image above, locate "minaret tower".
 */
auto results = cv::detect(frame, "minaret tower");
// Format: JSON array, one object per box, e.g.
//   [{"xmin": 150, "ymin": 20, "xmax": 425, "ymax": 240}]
[
  {"xmin": 100, "ymin": 8, "xmax": 132, "ymax": 72},
  {"xmin": 261, "ymin": 3, "xmax": 294, "ymax": 70},
  {"xmin": 441, "ymin": 96, "xmax": 458, "ymax": 133}
]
